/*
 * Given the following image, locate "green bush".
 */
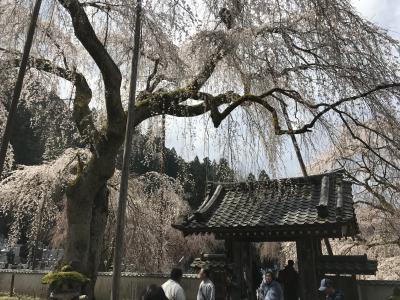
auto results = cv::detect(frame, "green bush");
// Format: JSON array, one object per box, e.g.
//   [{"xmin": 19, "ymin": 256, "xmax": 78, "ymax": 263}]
[{"xmin": 41, "ymin": 271, "xmax": 89, "ymax": 285}]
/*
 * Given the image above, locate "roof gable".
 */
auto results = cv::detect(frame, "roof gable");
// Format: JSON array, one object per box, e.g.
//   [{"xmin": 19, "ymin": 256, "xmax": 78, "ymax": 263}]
[{"xmin": 174, "ymin": 170, "xmax": 358, "ymax": 240}]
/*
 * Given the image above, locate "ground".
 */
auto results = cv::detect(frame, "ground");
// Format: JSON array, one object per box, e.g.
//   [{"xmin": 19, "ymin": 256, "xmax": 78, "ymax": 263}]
[{"xmin": 0, "ymin": 293, "xmax": 38, "ymax": 300}]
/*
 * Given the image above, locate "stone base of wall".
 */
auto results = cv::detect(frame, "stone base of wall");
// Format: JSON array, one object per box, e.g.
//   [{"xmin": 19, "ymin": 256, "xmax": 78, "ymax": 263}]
[
  {"xmin": 0, "ymin": 270, "xmax": 399, "ymax": 300},
  {"xmin": 0, "ymin": 270, "xmax": 200, "ymax": 300}
]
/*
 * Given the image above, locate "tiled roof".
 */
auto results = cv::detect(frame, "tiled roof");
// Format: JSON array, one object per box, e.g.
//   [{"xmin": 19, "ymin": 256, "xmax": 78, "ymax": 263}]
[
  {"xmin": 318, "ymin": 255, "xmax": 378, "ymax": 275},
  {"xmin": 190, "ymin": 254, "xmax": 229, "ymax": 270},
  {"xmin": 174, "ymin": 170, "xmax": 358, "ymax": 240}
]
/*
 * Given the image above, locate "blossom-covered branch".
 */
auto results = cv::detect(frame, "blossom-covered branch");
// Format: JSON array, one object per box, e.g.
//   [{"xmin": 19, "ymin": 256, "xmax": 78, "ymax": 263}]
[
  {"xmin": 58, "ymin": 0, "xmax": 125, "ymax": 141},
  {"xmin": 134, "ymin": 83, "xmax": 400, "ymax": 137},
  {"xmin": 0, "ymin": 52, "xmax": 98, "ymax": 147}
]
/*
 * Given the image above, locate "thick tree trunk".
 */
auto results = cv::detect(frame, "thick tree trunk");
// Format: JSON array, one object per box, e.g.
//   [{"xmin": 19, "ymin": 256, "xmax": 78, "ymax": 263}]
[
  {"xmin": 62, "ymin": 143, "xmax": 121, "ymax": 299},
  {"xmin": 87, "ymin": 184, "xmax": 109, "ymax": 299},
  {"xmin": 65, "ymin": 188, "xmax": 95, "ymax": 274},
  {"xmin": 63, "ymin": 180, "xmax": 110, "ymax": 298}
]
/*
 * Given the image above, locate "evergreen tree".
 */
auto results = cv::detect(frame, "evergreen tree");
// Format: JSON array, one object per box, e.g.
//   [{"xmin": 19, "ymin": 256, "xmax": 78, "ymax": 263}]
[
  {"xmin": 247, "ymin": 173, "xmax": 256, "ymax": 181},
  {"xmin": 258, "ymin": 170, "xmax": 270, "ymax": 181},
  {"xmin": 216, "ymin": 158, "xmax": 235, "ymax": 182}
]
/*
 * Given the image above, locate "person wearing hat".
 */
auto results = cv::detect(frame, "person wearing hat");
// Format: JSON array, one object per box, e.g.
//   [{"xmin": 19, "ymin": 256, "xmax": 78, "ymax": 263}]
[{"xmin": 318, "ymin": 278, "xmax": 344, "ymax": 300}]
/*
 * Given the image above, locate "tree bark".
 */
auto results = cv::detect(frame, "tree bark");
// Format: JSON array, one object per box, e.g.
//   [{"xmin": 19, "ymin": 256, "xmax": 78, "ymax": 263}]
[
  {"xmin": 63, "ymin": 171, "xmax": 113, "ymax": 298},
  {"xmin": 65, "ymin": 188, "xmax": 95, "ymax": 275},
  {"xmin": 63, "ymin": 147, "xmax": 120, "ymax": 299},
  {"xmin": 87, "ymin": 184, "xmax": 109, "ymax": 299}
]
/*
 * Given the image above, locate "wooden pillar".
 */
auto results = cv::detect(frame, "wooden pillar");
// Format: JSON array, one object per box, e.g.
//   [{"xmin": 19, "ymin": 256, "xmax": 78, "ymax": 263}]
[
  {"xmin": 351, "ymin": 274, "xmax": 360, "ymax": 300},
  {"xmin": 242, "ymin": 243, "xmax": 256, "ymax": 300},
  {"xmin": 226, "ymin": 240, "xmax": 256, "ymax": 300},
  {"xmin": 225, "ymin": 239, "xmax": 233, "ymax": 261},
  {"xmin": 315, "ymin": 239, "xmax": 324, "ymax": 284},
  {"xmin": 296, "ymin": 238, "xmax": 319, "ymax": 300},
  {"xmin": 225, "ymin": 239, "xmax": 241, "ymax": 300},
  {"xmin": 315, "ymin": 238, "xmax": 323, "ymax": 256},
  {"xmin": 235, "ymin": 241, "xmax": 247, "ymax": 299}
]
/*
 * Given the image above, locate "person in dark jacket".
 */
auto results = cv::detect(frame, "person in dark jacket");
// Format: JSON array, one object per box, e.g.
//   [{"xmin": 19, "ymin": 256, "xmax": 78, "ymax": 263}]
[
  {"xmin": 225, "ymin": 267, "xmax": 240, "ymax": 300},
  {"xmin": 142, "ymin": 284, "xmax": 169, "ymax": 300},
  {"xmin": 278, "ymin": 260, "xmax": 299, "ymax": 300},
  {"xmin": 318, "ymin": 278, "xmax": 344, "ymax": 300}
]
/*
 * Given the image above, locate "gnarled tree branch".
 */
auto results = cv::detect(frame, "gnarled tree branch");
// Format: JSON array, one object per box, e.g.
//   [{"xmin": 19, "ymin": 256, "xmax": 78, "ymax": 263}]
[
  {"xmin": 58, "ymin": 0, "xmax": 125, "ymax": 140},
  {"xmin": 185, "ymin": 31, "xmax": 233, "ymax": 92},
  {"xmin": 133, "ymin": 82, "xmax": 400, "ymax": 142},
  {"xmin": 0, "ymin": 52, "xmax": 99, "ymax": 148}
]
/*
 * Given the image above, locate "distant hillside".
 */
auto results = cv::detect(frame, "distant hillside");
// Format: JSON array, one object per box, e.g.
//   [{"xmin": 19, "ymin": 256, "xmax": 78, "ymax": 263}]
[{"xmin": 0, "ymin": 70, "xmax": 81, "ymax": 174}]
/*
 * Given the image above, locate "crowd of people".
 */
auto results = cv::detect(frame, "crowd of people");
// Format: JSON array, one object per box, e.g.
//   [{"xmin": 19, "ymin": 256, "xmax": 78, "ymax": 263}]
[
  {"xmin": 257, "ymin": 260, "xmax": 344, "ymax": 300},
  {"xmin": 141, "ymin": 260, "xmax": 345, "ymax": 300},
  {"xmin": 141, "ymin": 267, "xmax": 215, "ymax": 300},
  {"xmin": 257, "ymin": 260, "xmax": 299, "ymax": 300}
]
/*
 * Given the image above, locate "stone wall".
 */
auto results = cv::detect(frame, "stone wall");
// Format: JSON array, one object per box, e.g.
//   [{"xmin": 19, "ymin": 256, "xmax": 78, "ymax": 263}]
[
  {"xmin": 0, "ymin": 270, "xmax": 399, "ymax": 299},
  {"xmin": 0, "ymin": 270, "xmax": 199, "ymax": 300}
]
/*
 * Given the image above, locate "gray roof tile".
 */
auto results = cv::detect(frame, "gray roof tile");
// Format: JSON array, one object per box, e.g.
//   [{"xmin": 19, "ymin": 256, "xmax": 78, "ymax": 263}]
[{"xmin": 174, "ymin": 170, "xmax": 358, "ymax": 239}]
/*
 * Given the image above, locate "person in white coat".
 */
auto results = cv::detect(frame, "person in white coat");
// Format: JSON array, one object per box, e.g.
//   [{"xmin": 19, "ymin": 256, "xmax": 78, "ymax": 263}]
[
  {"xmin": 162, "ymin": 268, "xmax": 186, "ymax": 300},
  {"xmin": 197, "ymin": 268, "xmax": 215, "ymax": 300}
]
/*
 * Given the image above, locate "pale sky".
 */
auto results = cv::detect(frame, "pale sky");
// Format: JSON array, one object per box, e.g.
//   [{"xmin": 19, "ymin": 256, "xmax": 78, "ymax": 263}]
[
  {"xmin": 352, "ymin": 0, "xmax": 400, "ymax": 38},
  {"xmin": 51, "ymin": 0, "xmax": 400, "ymax": 179},
  {"xmin": 165, "ymin": 0, "xmax": 400, "ymax": 178}
]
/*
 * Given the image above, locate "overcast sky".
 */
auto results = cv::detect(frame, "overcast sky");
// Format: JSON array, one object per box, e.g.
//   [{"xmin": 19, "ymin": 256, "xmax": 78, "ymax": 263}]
[
  {"xmin": 165, "ymin": 0, "xmax": 400, "ymax": 178},
  {"xmin": 352, "ymin": 0, "xmax": 400, "ymax": 38}
]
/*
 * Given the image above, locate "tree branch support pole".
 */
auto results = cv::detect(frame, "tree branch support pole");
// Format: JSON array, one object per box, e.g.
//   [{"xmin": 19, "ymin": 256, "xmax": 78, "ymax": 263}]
[
  {"xmin": 282, "ymin": 109, "xmax": 323, "ymax": 300},
  {"xmin": 110, "ymin": 1, "xmax": 142, "ymax": 300},
  {"xmin": 280, "ymin": 104, "xmax": 333, "ymax": 256},
  {"xmin": 0, "ymin": 0, "xmax": 43, "ymax": 178},
  {"xmin": 157, "ymin": 112, "xmax": 166, "ymax": 271},
  {"xmin": 281, "ymin": 106, "xmax": 307, "ymax": 178}
]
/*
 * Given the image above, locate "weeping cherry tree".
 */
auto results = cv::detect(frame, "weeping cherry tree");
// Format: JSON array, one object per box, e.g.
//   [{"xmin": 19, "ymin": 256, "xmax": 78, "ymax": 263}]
[{"xmin": 1, "ymin": 0, "xmax": 400, "ymax": 296}]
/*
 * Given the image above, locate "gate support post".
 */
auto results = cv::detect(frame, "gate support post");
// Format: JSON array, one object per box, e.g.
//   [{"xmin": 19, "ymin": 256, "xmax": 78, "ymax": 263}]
[{"xmin": 296, "ymin": 238, "xmax": 319, "ymax": 300}]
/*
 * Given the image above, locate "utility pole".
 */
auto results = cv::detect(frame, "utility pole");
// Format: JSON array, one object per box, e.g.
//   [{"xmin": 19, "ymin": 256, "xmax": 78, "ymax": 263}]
[
  {"xmin": 280, "ymin": 103, "xmax": 333, "ymax": 256},
  {"xmin": 0, "ymin": 0, "xmax": 43, "ymax": 178},
  {"xmin": 110, "ymin": 1, "xmax": 142, "ymax": 299}
]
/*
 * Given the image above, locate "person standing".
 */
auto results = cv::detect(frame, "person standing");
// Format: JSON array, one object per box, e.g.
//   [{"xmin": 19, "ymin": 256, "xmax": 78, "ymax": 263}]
[
  {"xmin": 257, "ymin": 270, "xmax": 283, "ymax": 300},
  {"xmin": 225, "ymin": 268, "xmax": 240, "ymax": 300},
  {"xmin": 162, "ymin": 268, "xmax": 186, "ymax": 300},
  {"xmin": 142, "ymin": 284, "xmax": 169, "ymax": 300},
  {"xmin": 197, "ymin": 268, "xmax": 215, "ymax": 300},
  {"xmin": 318, "ymin": 278, "xmax": 344, "ymax": 300},
  {"xmin": 278, "ymin": 260, "xmax": 299, "ymax": 300},
  {"xmin": 6, "ymin": 248, "xmax": 14, "ymax": 268}
]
